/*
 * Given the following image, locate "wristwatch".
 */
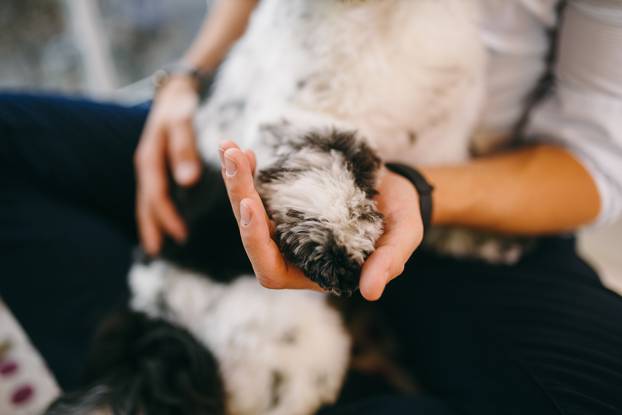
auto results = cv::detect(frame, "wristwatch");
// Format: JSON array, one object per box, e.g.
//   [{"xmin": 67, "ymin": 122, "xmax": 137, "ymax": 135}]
[
  {"xmin": 152, "ymin": 62, "xmax": 214, "ymax": 96},
  {"xmin": 385, "ymin": 162, "xmax": 435, "ymax": 238}
]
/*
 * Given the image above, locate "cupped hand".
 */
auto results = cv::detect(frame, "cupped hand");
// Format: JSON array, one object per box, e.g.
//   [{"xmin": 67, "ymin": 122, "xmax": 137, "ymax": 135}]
[
  {"xmin": 134, "ymin": 78, "xmax": 202, "ymax": 254},
  {"xmin": 220, "ymin": 141, "xmax": 424, "ymax": 301},
  {"xmin": 358, "ymin": 166, "xmax": 424, "ymax": 300},
  {"xmin": 219, "ymin": 141, "xmax": 322, "ymax": 291}
]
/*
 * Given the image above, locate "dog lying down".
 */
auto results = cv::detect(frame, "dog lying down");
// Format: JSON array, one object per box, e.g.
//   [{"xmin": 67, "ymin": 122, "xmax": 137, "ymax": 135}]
[{"xmin": 47, "ymin": 0, "xmax": 529, "ymax": 414}]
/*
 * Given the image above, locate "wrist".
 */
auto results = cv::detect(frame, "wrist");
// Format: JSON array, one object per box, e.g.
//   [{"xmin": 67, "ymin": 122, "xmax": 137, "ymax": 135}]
[
  {"xmin": 153, "ymin": 77, "xmax": 200, "ymax": 108},
  {"xmin": 159, "ymin": 76, "xmax": 198, "ymax": 95},
  {"xmin": 152, "ymin": 62, "xmax": 214, "ymax": 97},
  {"xmin": 417, "ymin": 165, "xmax": 473, "ymax": 227},
  {"xmin": 183, "ymin": 52, "xmax": 219, "ymax": 75},
  {"xmin": 385, "ymin": 163, "xmax": 434, "ymax": 237}
]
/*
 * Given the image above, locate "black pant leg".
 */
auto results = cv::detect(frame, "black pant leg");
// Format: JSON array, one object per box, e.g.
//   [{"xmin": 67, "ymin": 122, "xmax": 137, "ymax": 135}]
[
  {"xmin": 0, "ymin": 93, "xmax": 149, "ymax": 389},
  {"xmin": 0, "ymin": 92, "xmax": 149, "ymax": 236},
  {"xmin": 1, "ymin": 183, "xmax": 136, "ymax": 390},
  {"xmin": 319, "ymin": 395, "xmax": 457, "ymax": 415},
  {"xmin": 378, "ymin": 237, "xmax": 622, "ymax": 415}
]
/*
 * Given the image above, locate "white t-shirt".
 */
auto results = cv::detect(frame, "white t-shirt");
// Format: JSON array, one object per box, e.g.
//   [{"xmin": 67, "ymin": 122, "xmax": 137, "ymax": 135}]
[{"xmin": 480, "ymin": 0, "xmax": 622, "ymax": 226}]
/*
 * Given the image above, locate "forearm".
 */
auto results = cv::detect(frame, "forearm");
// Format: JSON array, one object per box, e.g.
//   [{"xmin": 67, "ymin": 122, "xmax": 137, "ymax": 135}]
[
  {"xmin": 421, "ymin": 144, "xmax": 601, "ymax": 235},
  {"xmin": 183, "ymin": 0, "xmax": 259, "ymax": 71}
]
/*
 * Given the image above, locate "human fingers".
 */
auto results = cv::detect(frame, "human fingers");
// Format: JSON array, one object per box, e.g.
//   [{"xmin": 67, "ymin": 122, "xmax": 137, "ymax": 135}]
[{"xmin": 168, "ymin": 120, "xmax": 201, "ymax": 186}]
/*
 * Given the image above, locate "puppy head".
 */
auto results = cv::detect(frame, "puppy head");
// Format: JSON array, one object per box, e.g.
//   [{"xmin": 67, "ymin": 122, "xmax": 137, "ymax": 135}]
[
  {"xmin": 257, "ymin": 129, "xmax": 383, "ymax": 296},
  {"xmin": 45, "ymin": 311, "xmax": 226, "ymax": 415}
]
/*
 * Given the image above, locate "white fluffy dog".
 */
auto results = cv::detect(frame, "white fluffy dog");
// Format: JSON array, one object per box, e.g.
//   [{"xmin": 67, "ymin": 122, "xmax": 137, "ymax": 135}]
[
  {"xmin": 47, "ymin": 1, "xmax": 495, "ymax": 415},
  {"xmin": 197, "ymin": 0, "xmax": 487, "ymax": 295}
]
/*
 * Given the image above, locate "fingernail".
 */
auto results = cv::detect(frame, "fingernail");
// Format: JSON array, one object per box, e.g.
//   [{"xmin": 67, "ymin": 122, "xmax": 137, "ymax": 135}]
[
  {"xmin": 175, "ymin": 162, "xmax": 198, "ymax": 185},
  {"xmin": 240, "ymin": 200, "xmax": 252, "ymax": 227},
  {"xmin": 218, "ymin": 146, "xmax": 225, "ymax": 163},
  {"xmin": 224, "ymin": 151, "xmax": 237, "ymax": 177}
]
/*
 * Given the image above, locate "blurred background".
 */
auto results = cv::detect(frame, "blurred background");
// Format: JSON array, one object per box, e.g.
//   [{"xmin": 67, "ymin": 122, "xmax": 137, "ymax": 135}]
[{"xmin": 0, "ymin": 0, "xmax": 209, "ymax": 99}]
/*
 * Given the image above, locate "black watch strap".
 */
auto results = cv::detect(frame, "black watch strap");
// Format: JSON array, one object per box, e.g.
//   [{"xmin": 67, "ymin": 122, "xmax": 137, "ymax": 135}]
[{"xmin": 385, "ymin": 162, "xmax": 434, "ymax": 237}]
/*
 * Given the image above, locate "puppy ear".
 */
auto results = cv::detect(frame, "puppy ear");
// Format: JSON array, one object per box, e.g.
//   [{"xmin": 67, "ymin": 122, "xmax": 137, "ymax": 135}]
[{"xmin": 45, "ymin": 311, "xmax": 227, "ymax": 415}]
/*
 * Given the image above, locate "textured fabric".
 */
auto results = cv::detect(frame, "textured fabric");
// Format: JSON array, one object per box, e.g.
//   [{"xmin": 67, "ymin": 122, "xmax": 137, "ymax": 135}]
[
  {"xmin": 377, "ymin": 237, "xmax": 622, "ymax": 415},
  {"xmin": 1, "ymin": 93, "xmax": 622, "ymax": 414},
  {"xmin": 0, "ymin": 93, "xmax": 148, "ymax": 389},
  {"xmin": 319, "ymin": 395, "xmax": 457, "ymax": 415},
  {"xmin": 480, "ymin": 0, "xmax": 622, "ymax": 226},
  {"xmin": 0, "ymin": 299, "xmax": 60, "ymax": 414}
]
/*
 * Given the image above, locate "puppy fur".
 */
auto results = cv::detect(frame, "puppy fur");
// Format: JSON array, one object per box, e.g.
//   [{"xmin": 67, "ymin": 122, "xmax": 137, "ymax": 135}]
[
  {"xmin": 48, "ymin": 1, "xmax": 494, "ymax": 415},
  {"xmin": 129, "ymin": 262, "xmax": 351, "ymax": 415},
  {"xmin": 45, "ymin": 310, "xmax": 226, "ymax": 415},
  {"xmin": 197, "ymin": 0, "xmax": 487, "ymax": 291},
  {"xmin": 257, "ymin": 128, "xmax": 383, "ymax": 296}
]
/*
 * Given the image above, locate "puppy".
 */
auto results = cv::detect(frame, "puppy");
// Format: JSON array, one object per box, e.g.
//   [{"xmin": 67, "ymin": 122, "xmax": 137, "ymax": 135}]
[
  {"xmin": 196, "ymin": 0, "xmax": 497, "ymax": 296},
  {"xmin": 48, "ymin": 1, "xmax": 507, "ymax": 414}
]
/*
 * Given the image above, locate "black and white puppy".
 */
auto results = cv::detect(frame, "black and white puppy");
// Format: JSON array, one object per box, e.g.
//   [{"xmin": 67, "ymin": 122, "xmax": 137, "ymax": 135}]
[
  {"xmin": 195, "ymin": 0, "xmax": 508, "ymax": 296},
  {"xmin": 46, "ymin": 1, "xmax": 514, "ymax": 414},
  {"xmin": 46, "ymin": 165, "xmax": 353, "ymax": 415}
]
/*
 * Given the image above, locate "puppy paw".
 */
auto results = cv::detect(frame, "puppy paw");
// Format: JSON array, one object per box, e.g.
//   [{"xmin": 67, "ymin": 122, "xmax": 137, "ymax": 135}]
[
  {"xmin": 257, "ymin": 128, "xmax": 384, "ymax": 296},
  {"xmin": 274, "ymin": 209, "xmax": 382, "ymax": 296}
]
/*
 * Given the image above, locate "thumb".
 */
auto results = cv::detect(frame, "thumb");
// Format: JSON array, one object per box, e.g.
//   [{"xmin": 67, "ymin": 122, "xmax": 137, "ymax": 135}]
[{"xmin": 359, "ymin": 246, "xmax": 393, "ymax": 301}]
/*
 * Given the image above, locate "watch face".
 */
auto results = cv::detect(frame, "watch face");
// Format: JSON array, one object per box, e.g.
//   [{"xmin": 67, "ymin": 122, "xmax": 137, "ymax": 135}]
[{"xmin": 152, "ymin": 68, "xmax": 170, "ymax": 90}]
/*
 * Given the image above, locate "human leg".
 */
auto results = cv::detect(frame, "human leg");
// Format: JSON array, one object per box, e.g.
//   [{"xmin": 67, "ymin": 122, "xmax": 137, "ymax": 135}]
[
  {"xmin": 0, "ymin": 92, "xmax": 149, "ymax": 389},
  {"xmin": 378, "ymin": 237, "xmax": 622, "ymax": 414}
]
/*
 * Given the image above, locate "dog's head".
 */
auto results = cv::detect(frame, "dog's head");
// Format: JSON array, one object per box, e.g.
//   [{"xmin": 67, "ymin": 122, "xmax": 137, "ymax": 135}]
[
  {"xmin": 45, "ymin": 311, "xmax": 226, "ymax": 415},
  {"xmin": 257, "ymin": 128, "xmax": 384, "ymax": 296}
]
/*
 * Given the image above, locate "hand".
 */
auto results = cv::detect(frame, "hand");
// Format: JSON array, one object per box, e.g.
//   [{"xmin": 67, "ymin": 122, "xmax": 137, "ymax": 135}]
[
  {"xmin": 359, "ymin": 167, "xmax": 424, "ymax": 300},
  {"xmin": 220, "ymin": 141, "xmax": 424, "ymax": 301},
  {"xmin": 134, "ymin": 77, "xmax": 202, "ymax": 254},
  {"xmin": 219, "ymin": 141, "xmax": 323, "ymax": 292}
]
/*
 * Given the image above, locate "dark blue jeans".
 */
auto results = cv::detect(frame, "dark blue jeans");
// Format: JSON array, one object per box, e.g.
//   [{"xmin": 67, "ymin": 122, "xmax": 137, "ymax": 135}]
[
  {"xmin": 1, "ymin": 92, "xmax": 622, "ymax": 415},
  {"xmin": 0, "ymin": 92, "xmax": 147, "ymax": 390}
]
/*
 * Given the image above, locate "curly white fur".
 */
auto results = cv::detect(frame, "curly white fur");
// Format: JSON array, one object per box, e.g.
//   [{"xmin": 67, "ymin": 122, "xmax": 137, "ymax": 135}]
[
  {"xmin": 130, "ymin": 261, "xmax": 351, "ymax": 415},
  {"xmin": 194, "ymin": 0, "xmax": 492, "ymax": 291},
  {"xmin": 134, "ymin": 1, "xmax": 490, "ymax": 414},
  {"xmin": 197, "ymin": 0, "xmax": 485, "ymax": 166}
]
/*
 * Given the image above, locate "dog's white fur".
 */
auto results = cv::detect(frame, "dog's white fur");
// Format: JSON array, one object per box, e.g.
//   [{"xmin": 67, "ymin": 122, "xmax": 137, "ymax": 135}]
[
  {"xmin": 196, "ymin": 0, "xmax": 489, "ymax": 272},
  {"xmin": 262, "ymin": 145, "xmax": 380, "ymax": 264},
  {"xmin": 130, "ymin": 261, "xmax": 351, "ymax": 415},
  {"xmin": 198, "ymin": 0, "xmax": 485, "ymax": 166},
  {"xmin": 132, "ymin": 1, "xmax": 488, "ymax": 414}
]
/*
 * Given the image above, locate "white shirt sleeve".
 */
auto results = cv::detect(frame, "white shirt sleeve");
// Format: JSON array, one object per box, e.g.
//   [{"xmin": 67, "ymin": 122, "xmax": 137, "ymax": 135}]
[{"xmin": 526, "ymin": 0, "xmax": 622, "ymax": 226}]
